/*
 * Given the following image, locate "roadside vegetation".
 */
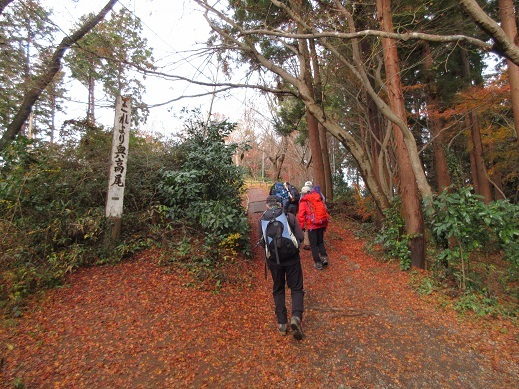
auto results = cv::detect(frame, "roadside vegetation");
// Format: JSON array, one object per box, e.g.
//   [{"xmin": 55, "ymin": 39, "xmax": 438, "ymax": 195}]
[
  {"xmin": 0, "ymin": 111, "xmax": 250, "ymax": 317},
  {"xmin": 1, "ymin": 116, "xmax": 517, "ymax": 322},
  {"xmin": 0, "ymin": 0, "xmax": 517, "ymax": 324}
]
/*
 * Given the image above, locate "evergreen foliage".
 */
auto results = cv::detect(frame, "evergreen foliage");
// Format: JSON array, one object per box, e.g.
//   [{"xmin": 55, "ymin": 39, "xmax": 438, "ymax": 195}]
[{"xmin": 158, "ymin": 111, "xmax": 251, "ymax": 259}]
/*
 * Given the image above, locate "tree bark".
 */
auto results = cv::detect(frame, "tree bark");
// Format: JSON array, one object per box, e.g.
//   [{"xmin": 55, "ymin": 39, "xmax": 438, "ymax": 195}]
[
  {"xmin": 87, "ymin": 74, "xmax": 96, "ymax": 125},
  {"xmin": 461, "ymin": 48, "xmax": 493, "ymax": 203},
  {"xmin": 469, "ymin": 112, "xmax": 493, "ymax": 203},
  {"xmin": 309, "ymin": 38, "xmax": 333, "ymax": 199},
  {"xmin": 0, "ymin": 0, "xmax": 118, "ymax": 152},
  {"xmin": 299, "ymin": 36, "xmax": 325, "ymax": 191},
  {"xmin": 423, "ymin": 41, "xmax": 452, "ymax": 192},
  {"xmin": 499, "ymin": 0, "xmax": 519, "ymax": 144},
  {"xmin": 377, "ymin": 0, "xmax": 425, "ymax": 269}
]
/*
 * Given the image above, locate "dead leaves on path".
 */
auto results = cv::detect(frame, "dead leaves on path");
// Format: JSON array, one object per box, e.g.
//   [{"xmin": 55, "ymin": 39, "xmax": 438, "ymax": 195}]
[{"xmin": 1, "ymin": 218, "xmax": 518, "ymax": 388}]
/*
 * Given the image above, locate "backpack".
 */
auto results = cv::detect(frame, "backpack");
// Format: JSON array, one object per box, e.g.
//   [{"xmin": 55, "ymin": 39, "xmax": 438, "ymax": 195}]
[
  {"xmin": 272, "ymin": 182, "xmax": 289, "ymax": 203},
  {"xmin": 287, "ymin": 183, "xmax": 300, "ymax": 204},
  {"xmin": 261, "ymin": 208, "xmax": 300, "ymax": 264},
  {"xmin": 306, "ymin": 192, "xmax": 330, "ymax": 225}
]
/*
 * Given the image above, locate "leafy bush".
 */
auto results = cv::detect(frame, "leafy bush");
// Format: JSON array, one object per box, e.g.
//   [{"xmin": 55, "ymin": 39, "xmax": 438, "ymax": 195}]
[
  {"xmin": 425, "ymin": 186, "xmax": 519, "ymax": 291},
  {"xmin": 374, "ymin": 197, "xmax": 412, "ymax": 270},
  {"xmin": 158, "ymin": 112, "xmax": 251, "ymax": 263}
]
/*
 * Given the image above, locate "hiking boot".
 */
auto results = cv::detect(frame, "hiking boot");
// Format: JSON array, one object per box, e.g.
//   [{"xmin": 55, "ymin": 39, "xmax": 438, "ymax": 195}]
[
  {"xmin": 290, "ymin": 316, "xmax": 304, "ymax": 340},
  {"xmin": 321, "ymin": 256, "xmax": 329, "ymax": 266},
  {"xmin": 278, "ymin": 323, "xmax": 288, "ymax": 336},
  {"xmin": 314, "ymin": 261, "xmax": 323, "ymax": 270}
]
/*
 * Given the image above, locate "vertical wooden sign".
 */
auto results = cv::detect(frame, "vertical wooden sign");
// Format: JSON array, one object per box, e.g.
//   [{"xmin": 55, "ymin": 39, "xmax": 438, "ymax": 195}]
[{"xmin": 105, "ymin": 96, "xmax": 131, "ymax": 243}]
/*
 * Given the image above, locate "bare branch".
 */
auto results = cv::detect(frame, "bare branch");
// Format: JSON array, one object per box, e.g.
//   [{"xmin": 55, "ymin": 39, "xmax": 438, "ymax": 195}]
[{"xmin": 239, "ymin": 28, "xmax": 493, "ymax": 53}]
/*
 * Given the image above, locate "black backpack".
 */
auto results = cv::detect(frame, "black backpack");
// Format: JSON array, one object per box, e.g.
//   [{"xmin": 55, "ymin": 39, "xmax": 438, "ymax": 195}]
[{"xmin": 287, "ymin": 184, "xmax": 300, "ymax": 203}]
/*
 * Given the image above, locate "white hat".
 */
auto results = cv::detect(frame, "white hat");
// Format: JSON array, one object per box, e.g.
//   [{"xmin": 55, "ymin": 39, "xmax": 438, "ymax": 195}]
[
  {"xmin": 301, "ymin": 185, "xmax": 313, "ymax": 194},
  {"xmin": 304, "ymin": 181, "xmax": 313, "ymax": 187}
]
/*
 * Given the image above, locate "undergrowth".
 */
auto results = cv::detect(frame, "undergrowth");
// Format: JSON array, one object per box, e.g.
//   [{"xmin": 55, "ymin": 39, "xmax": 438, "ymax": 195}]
[{"xmin": 0, "ymin": 113, "xmax": 252, "ymax": 317}]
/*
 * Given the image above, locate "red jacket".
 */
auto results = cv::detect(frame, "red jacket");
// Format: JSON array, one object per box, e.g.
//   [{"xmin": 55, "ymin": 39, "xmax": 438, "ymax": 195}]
[{"xmin": 297, "ymin": 191, "xmax": 329, "ymax": 230}]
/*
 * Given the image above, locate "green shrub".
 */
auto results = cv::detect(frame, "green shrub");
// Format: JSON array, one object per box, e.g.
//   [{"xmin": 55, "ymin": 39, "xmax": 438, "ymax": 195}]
[
  {"xmin": 158, "ymin": 112, "xmax": 251, "ymax": 264},
  {"xmin": 425, "ymin": 186, "xmax": 519, "ymax": 291},
  {"xmin": 374, "ymin": 197, "xmax": 412, "ymax": 270}
]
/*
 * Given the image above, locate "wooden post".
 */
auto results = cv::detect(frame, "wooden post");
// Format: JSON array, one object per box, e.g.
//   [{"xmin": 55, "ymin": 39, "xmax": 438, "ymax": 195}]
[{"xmin": 105, "ymin": 96, "xmax": 131, "ymax": 248}]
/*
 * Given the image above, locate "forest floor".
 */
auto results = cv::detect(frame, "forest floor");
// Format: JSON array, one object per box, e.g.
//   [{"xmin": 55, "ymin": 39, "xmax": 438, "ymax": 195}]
[{"xmin": 0, "ymin": 184, "xmax": 518, "ymax": 388}]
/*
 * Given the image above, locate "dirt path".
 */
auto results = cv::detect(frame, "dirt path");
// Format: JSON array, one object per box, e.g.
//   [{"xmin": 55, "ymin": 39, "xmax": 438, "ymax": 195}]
[{"xmin": 1, "ymin": 187, "xmax": 518, "ymax": 388}]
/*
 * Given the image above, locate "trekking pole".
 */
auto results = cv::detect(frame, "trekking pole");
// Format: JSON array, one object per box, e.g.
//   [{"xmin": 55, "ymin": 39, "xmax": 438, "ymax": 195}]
[{"xmin": 256, "ymin": 238, "xmax": 268, "ymax": 280}]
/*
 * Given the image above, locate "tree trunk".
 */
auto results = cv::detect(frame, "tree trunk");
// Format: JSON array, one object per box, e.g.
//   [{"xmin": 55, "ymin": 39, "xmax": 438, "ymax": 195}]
[
  {"xmin": 469, "ymin": 112, "xmax": 493, "ymax": 203},
  {"xmin": 469, "ymin": 145, "xmax": 479, "ymax": 193},
  {"xmin": 0, "ymin": 0, "xmax": 14, "ymax": 15},
  {"xmin": 309, "ymin": 38, "xmax": 333, "ymax": 199},
  {"xmin": 299, "ymin": 37, "xmax": 325, "ymax": 190},
  {"xmin": 499, "ymin": 0, "xmax": 519, "ymax": 144},
  {"xmin": 50, "ymin": 93, "xmax": 56, "ymax": 144},
  {"xmin": 269, "ymin": 137, "xmax": 288, "ymax": 181},
  {"xmin": 329, "ymin": 0, "xmax": 432, "ymax": 202},
  {"xmin": 377, "ymin": 0, "xmax": 425, "ymax": 269},
  {"xmin": 459, "ymin": 0, "xmax": 519, "ymax": 67},
  {"xmin": 461, "ymin": 48, "xmax": 493, "ymax": 203},
  {"xmin": 423, "ymin": 41, "xmax": 452, "ymax": 192},
  {"xmin": 0, "ymin": 0, "xmax": 118, "ymax": 152},
  {"xmin": 87, "ymin": 74, "xmax": 96, "ymax": 125},
  {"xmin": 318, "ymin": 123, "xmax": 333, "ymax": 200}
]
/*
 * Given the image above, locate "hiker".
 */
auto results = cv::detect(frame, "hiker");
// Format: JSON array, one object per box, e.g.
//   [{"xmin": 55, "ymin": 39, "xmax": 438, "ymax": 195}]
[
  {"xmin": 284, "ymin": 181, "xmax": 300, "ymax": 216},
  {"xmin": 258, "ymin": 195, "xmax": 305, "ymax": 340},
  {"xmin": 298, "ymin": 185, "xmax": 330, "ymax": 270},
  {"xmin": 300, "ymin": 184, "xmax": 313, "ymax": 250},
  {"xmin": 304, "ymin": 181, "xmax": 326, "ymax": 203},
  {"xmin": 269, "ymin": 181, "xmax": 290, "ymax": 211}
]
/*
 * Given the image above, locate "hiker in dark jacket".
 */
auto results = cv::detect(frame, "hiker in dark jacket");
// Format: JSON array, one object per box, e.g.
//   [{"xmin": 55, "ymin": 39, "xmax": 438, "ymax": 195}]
[
  {"xmin": 258, "ymin": 195, "xmax": 305, "ymax": 340},
  {"xmin": 283, "ymin": 181, "xmax": 300, "ymax": 216}
]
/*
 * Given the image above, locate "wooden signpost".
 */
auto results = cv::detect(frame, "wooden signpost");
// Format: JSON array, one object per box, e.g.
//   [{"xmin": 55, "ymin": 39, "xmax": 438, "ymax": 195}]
[{"xmin": 105, "ymin": 96, "xmax": 131, "ymax": 246}]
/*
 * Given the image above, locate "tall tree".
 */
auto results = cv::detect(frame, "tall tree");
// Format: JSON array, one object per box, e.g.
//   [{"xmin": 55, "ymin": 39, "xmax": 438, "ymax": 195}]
[
  {"xmin": 0, "ymin": 0, "xmax": 118, "ymax": 152},
  {"xmin": 309, "ymin": 38, "xmax": 333, "ymax": 199},
  {"xmin": 299, "ymin": 35, "xmax": 326, "ymax": 191},
  {"xmin": 193, "ymin": 0, "xmax": 517, "ymax": 215},
  {"xmin": 498, "ymin": 0, "xmax": 519, "ymax": 145},
  {"xmin": 460, "ymin": 47, "xmax": 493, "ymax": 203},
  {"xmin": 422, "ymin": 41, "xmax": 452, "ymax": 192},
  {"xmin": 0, "ymin": 0, "xmax": 61, "ymax": 138},
  {"xmin": 376, "ymin": 0, "xmax": 425, "ymax": 268},
  {"xmin": 65, "ymin": 8, "xmax": 155, "ymax": 126}
]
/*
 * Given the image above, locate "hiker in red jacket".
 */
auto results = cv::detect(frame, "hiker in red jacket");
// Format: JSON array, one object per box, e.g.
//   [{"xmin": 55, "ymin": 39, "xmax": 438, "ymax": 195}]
[{"xmin": 298, "ymin": 188, "xmax": 330, "ymax": 270}]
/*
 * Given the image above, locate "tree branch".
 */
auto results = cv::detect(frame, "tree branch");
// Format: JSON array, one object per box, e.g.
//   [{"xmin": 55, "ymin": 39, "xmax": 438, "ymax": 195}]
[
  {"xmin": 0, "ymin": 0, "xmax": 118, "ymax": 152},
  {"xmin": 240, "ymin": 28, "xmax": 493, "ymax": 52},
  {"xmin": 0, "ymin": 0, "xmax": 14, "ymax": 16},
  {"xmin": 459, "ymin": 0, "xmax": 519, "ymax": 65}
]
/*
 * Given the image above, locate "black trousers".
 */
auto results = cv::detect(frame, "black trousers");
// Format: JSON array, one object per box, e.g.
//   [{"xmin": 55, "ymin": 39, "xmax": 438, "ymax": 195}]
[
  {"xmin": 269, "ymin": 260, "xmax": 304, "ymax": 324},
  {"xmin": 308, "ymin": 227, "xmax": 327, "ymax": 262}
]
